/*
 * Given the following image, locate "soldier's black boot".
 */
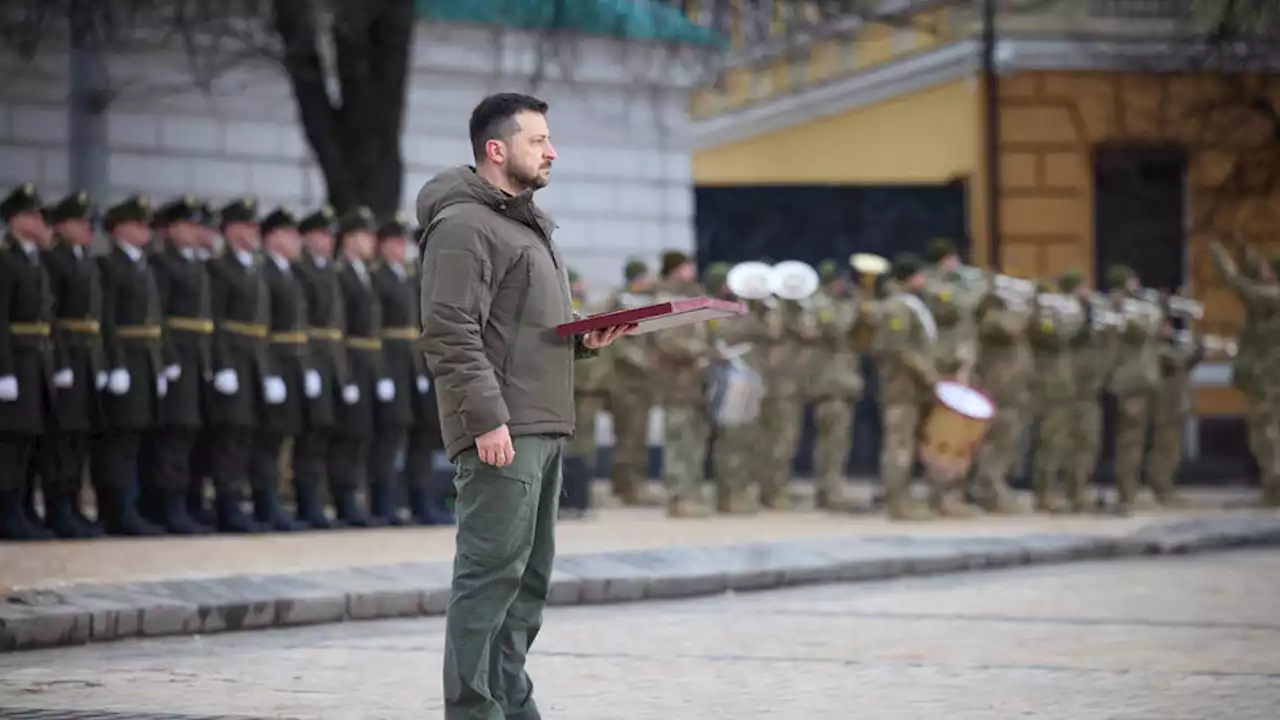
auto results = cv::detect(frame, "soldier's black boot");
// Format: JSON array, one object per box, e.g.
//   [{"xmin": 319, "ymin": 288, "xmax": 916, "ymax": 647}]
[
  {"xmin": 368, "ymin": 483, "xmax": 406, "ymax": 526},
  {"xmin": 157, "ymin": 491, "xmax": 212, "ymax": 535},
  {"xmin": 559, "ymin": 455, "xmax": 591, "ymax": 519},
  {"xmin": 294, "ymin": 483, "xmax": 333, "ymax": 529},
  {"xmin": 332, "ymin": 486, "xmax": 381, "ymax": 528},
  {"xmin": 44, "ymin": 489, "xmax": 91, "ymax": 539},
  {"xmin": 252, "ymin": 487, "xmax": 309, "ymax": 532},
  {"xmin": 100, "ymin": 488, "xmax": 165, "ymax": 537},
  {"xmin": 0, "ymin": 489, "xmax": 54, "ymax": 541},
  {"xmin": 215, "ymin": 490, "xmax": 267, "ymax": 533},
  {"xmin": 187, "ymin": 480, "xmax": 216, "ymax": 526}
]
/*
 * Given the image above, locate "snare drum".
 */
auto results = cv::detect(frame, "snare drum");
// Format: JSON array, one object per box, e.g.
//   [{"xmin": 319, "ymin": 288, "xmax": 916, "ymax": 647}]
[{"xmin": 918, "ymin": 381, "xmax": 995, "ymax": 477}]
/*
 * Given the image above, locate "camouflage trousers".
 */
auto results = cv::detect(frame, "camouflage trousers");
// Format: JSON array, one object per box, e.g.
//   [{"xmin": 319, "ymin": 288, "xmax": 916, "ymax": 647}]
[
  {"xmin": 880, "ymin": 401, "xmax": 951, "ymax": 500},
  {"xmin": 1246, "ymin": 399, "xmax": 1280, "ymax": 502},
  {"xmin": 711, "ymin": 423, "xmax": 759, "ymax": 503},
  {"xmin": 569, "ymin": 393, "xmax": 607, "ymax": 459},
  {"xmin": 1066, "ymin": 398, "xmax": 1103, "ymax": 504},
  {"xmin": 758, "ymin": 393, "xmax": 804, "ymax": 504},
  {"xmin": 662, "ymin": 402, "xmax": 710, "ymax": 505},
  {"xmin": 811, "ymin": 397, "xmax": 854, "ymax": 497},
  {"xmin": 1032, "ymin": 399, "xmax": 1075, "ymax": 503},
  {"xmin": 1146, "ymin": 407, "xmax": 1187, "ymax": 500},
  {"xmin": 971, "ymin": 402, "xmax": 1026, "ymax": 504},
  {"xmin": 1113, "ymin": 393, "xmax": 1153, "ymax": 505},
  {"xmin": 607, "ymin": 387, "xmax": 651, "ymax": 499}
]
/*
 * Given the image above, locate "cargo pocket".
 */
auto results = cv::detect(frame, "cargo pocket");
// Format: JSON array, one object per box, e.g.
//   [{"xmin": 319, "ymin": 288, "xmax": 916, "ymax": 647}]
[{"xmin": 454, "ymin": 458, "xmax": 537, "ymax": 564}]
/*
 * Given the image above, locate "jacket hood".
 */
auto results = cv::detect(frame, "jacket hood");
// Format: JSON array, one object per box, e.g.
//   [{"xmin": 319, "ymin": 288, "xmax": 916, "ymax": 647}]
[{"xmin": 416, "ymin": 165, "xmax": 533, "ymax": 228}]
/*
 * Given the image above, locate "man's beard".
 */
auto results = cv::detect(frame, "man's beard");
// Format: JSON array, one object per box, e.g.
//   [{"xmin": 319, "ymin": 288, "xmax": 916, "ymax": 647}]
[{"xmin": 507, "ymin": 161, "xmax": 549, "ymax": 192}]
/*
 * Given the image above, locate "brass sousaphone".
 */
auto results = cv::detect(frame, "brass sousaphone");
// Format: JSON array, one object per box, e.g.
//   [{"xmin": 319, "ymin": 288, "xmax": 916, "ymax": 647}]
[
  {"xmin": 725, "ymin": 261, "xmax": 776, "ymax": 301},
  {"xmin": 849, "ymin": 253, "xmax": 890, "ymax": 291},
  {"xmin": 769, "ymin": 260, "xmax": 821, "ymax": 301}
]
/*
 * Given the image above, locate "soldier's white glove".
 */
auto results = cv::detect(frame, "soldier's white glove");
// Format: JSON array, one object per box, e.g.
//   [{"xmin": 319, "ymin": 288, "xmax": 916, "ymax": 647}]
[
  {"xmin": 376, "ymin": 378, "xmax": 395, "ymax": 402},
  {"xmin": 263, "ymin": 376, "xmax": 287, "ymax": 405},
  {"xmin": 107, "ymin": 368, "xmax": 130, "ymax": 396},
  {"xmin": 342, "ymin": 384, "xmax": 360, "ymax": 405},
  {"xmin": 213, "ymin": 369, "xmax": 239, "ymax": 395},
  {"xmin": 416, "ymin": 375, "xmax": 430, "ymax": 394},
  {"xmin": 52, "ymin": 369, "xmax": 74, "ymax": 389},
  {"xmin": 304, "ymin": 369, "xmax": 322, "ymax": 399},
  {"xmin": 157, "ymin": 375, "xmax": 168, "ymax": 398},
  {"xmin": 164, "ymin": 364, "xmax": 181, "ymax": 381},
  {"xmin": 0, "ymin": 375, "xmax": 17, "ymax": 402},
  {"xmin": 95, "ymin": 372, "xmax": 108, "ymax": 390}
]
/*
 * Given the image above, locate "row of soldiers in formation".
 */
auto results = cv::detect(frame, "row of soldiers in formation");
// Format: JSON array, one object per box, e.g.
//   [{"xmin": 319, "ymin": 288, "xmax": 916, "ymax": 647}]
[
  {"xmin": 569, "ymin": 239, "xmax": 1272, "ymax": 521},
  {"xmin": 0, "ymin": 182, "xmax": 453, "ymax": 541}
]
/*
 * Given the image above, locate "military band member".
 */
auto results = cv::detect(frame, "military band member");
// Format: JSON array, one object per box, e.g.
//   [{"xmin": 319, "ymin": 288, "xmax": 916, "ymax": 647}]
[
  {"xmin": 1027, "ymin": 279, "xmax": 1079, "ymax": 512},
  {"xmin": 144, "ymin": 196, "xmax": 215, "ymax": 534},
  {"xmin": 206, "ymin": 196, "xmax": 274, "ymax": 532},
  {"xmin": 1147, "ymin": 310, "xmax": 1202, "ymax": 507},
  {"xmin": 36, "ymin": 190, "xmax": 106, "ymax": 538},
  {"xmin": 759, "ymin": 271, "xmax": 819, "ymax": 511},
  {"xmin": 807, "ymin": 260, "xmax": 863, "ymax": 511},
  {"xmin": 1062, "ymin": 272, "xmax": 1116, "ymax": 512},
  {"xmin": 331, "ymin": 206, "xmax": 386, "ymax": 526},
  {"xmin": 248, "ymin": 207, "xmax": 311, "ymax": 531},
  {"xmin": 367, "ymin": 213, "xmax": 420, "ymax": 525},
  {"xmin": 969, "ymin": 278, "xmax": 1032, "ymax": 513},
  {"xmin": 95, "ymin": 194, "xmax": 166, "ymax": 536},
  {"xmin": 1105, "ymin": 265, "xmax": 1161, "ymax": 514},
  {"xmin": 402, "ymin": 224, "xmax": 450, "ymax": 525},
  {"xmin": 187, "ymin": 199, "xmax": 221, "ymax": 525},
  {"xmin": 564, "ymin": 268, "xmax": 608, "ymax": 518},
  {"xmin": 0, "ymin": 184, "xmax": 58, "ymax": 540},
  {"xmin": 292, "ymin": 206, "xmax": 344, "ymax": 528},
  {"xmin": 605, "ymin": 258, "xmax": 659, "ymax": 506}
]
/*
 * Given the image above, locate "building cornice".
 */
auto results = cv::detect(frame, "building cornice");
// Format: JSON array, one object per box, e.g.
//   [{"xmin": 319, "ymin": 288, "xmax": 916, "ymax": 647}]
[{"xmin": 691, "ymin": 39, "xmax": 981, "ymax": 151}]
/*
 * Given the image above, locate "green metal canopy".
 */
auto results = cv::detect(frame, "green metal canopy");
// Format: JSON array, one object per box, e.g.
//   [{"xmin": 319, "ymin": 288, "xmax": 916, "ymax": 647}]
[{"xmin": 417, "ymin": 0, "xmax": 725, "ymax": 46}]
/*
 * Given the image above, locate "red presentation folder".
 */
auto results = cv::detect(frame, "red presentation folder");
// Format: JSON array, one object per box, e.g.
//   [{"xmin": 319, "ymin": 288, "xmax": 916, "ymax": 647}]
[{"xmin": 555, "ymin": 297, "xmax": 747, "ymax": 338}]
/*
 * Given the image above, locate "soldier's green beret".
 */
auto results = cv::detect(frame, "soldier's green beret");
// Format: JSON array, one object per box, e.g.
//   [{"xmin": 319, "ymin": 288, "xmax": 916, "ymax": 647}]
[
  {"xmin": 890, "ymin": 252, "xmax": 923, "ymax": 281},
  {"xmin": 702, "ymin": 261, "xmax": 731, "ymax": 292},
  {"xmin": 298, "ymin": 205, "xmax": 335, "ymax": 234},
  {"xmin": 623, "ymin": 257, "xmax": 648, "ymax": 282},
  {"xmin": 46, "ymin": 190, "xmax": 93, "ymax": 224},
  {"xmin": 0, "ymin": 182, "xmax": 43, "ymax": 221},
  {"xmin": 156, "ymin": 194, "xmax": 201, "ymax": 227},
  {"xmin": 377, "ymin": 211, "xmax": 410, "ymax": 241},
  {"xmin": 660, "ymin": 250, "xmax": 690, "ymax": 277},
  {"xmin": 103, "ymin": 194, "xmax": 152, "ymax": 231},
  {"xmin": 259, "ymin": 206, "xmax": 297, "ymax": 236},
  {"xmin": 219, "ymin": 196, "xmax": 259, "ymax": 226},
  {"xmin": 337, "ymin": 205, "xmax": 377, "ymax": 238},
  {"xmin": 1105, "ymin": 264, "xmax": 1134, "ymax": 289},
  {"xmin": 1057, "ymin": 269, "xmax": 1082, "ymax": 292},
  {"xmin": 818, "ymin": 258, "xmax": 840, "ymax": 282},
  {"xmin": 567, "ymin": 268, "xmax": 581, "ymax": 283},
  {"xmin": 925, "ymin": 237, "xmax": 958, "ymax": 263}
]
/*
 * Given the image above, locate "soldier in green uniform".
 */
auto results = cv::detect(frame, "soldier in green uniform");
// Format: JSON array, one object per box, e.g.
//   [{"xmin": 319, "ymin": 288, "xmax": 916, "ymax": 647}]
[
  {"xmin": 95, "ymin": 194, "xmax": 166, "ymax": 535},
  {"xmin": 564, "ymin": 268, "xmax": 609, "ymax": 518},
  {"xmin": 0, "ymin": 184, "xmax": 58, "ymax": 540},
  {"xmin": 653, "ymin": 251, "xmax": 713, "ymax": 517},
  {"xmin": 1105, "ymin": 265, "xmax": 1162, "ymax": 514},
  {"xmin": 249, "ymin": 207, "xmax": 311, "ymax": 531},
  {"xmin": 206, "ymin": 196, "xmax": 274, "ymax": 532},
  {"xmin": 758, "ymin": 265, "xmax": 819, "ymax": 511},
  {"xmin": 402, "ymin": 224, "xmax": 450, "ymax": 525},
  {"xmin": 36, "ymin": 190, "xmax": 105, "ymax": 537},
  {"xmin": 1027, "ymin": 278, "xmax": 1081, "ymax": 512},
  {"xmin": 145, "ymin": 195, "xmax": 214, "ymax": 533},
  {"xmin": 604, "ymin": 258, "xmax": 659, "ymax": 506},
  {"xmin": 1061, "ymin": 271, "xmax": 1118, "ymax": 512},
  {"xmin": 331, "ymin": 206, "xmax": 385, "ymax": 526},
  {"xmin": 807, "ymin": 259, "xmax": 863, "ymax": 511},
  {"xmin": 292, "ymin": 206, "xmax": 345, "ymax": 528},
  {"xmin": 187, "ymin": 200, "xmax": 222, "ymax": 525},
  {"xmin": 367, "ymin": 212, "xmax": 422, "ymax": 525},
  {"xmin": 1146, "ymin": 304, "xmax": 1203, "ymax": 508}
]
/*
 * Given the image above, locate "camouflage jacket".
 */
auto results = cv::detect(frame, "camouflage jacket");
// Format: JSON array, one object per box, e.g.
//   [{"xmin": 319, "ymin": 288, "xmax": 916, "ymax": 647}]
[
  {"xmin": 1211, "ymin": 243, "xmax": 1280, "ymax": 393},
  {"xmin": 650, "ymin": 280, "xmax": 710, "ymax": 406},
  {"xmin": 806, "ymin": 290, "xmax": 863, "ymax": 401},
  {"xmin": 921, "ymin": 272, "xmax": 979, "ymax": 381},
  {"xmin": 762, "ymin": 298, "xmax": 819, "ymax": 399},
  {"xmin": 1154, "ymin": 333, "xmax": 1204, "ymax": 417},
  {"xmin": 973, "ymin": 296, "xmax": 1033, "ymax": 408},
  {"xmin": 1069, "ymin": 308, "xmax": 1119, "ymax": 400},
  {"xmin": 1028, "ymin": 306, "xmax": 1079, "ymax": 406},
  {"xmin": 871, "ymin": 292, "xmax": 939, "ymax": 407},
  {"xmin": 713, "ymin": 299, "xmax": 780, "ymax": 375},
  {"xmin": 1106, "ymin": 291, "xmax": 1162, "ymax": 397}
]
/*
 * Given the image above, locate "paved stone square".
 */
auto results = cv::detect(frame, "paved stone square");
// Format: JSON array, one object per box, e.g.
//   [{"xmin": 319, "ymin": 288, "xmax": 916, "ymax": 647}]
[{"xmin": 0, "ymin": 549, "xmax": 1275, "ymax": 719}]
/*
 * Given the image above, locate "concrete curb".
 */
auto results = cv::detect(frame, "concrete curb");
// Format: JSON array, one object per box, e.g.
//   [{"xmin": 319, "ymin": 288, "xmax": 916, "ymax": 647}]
[{"xmin": 3, "ymin": 513, "xmax": 1279, "ymax": 652}]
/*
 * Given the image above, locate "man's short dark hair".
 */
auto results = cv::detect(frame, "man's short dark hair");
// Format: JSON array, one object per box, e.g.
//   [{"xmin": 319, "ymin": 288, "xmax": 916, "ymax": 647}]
[{"xmin": 469, "ymin": 93, "xmax": 550, "ymax": 161}]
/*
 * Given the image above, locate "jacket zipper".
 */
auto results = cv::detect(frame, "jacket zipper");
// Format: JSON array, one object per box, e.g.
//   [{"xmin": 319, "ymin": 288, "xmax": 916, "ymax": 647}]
[{"xmin": 501, "ymin": 261, "xmax": 533, "ymax": 384}]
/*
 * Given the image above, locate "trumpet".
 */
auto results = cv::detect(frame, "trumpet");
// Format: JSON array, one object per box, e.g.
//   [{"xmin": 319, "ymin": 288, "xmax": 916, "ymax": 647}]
[{"xmin": 1167, "ymin": 295, "xmax": 1204, "ymax": 319}]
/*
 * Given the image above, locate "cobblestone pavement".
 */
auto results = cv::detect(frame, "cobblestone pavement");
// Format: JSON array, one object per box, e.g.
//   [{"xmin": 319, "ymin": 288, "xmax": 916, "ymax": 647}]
[
  {"xmin": 0, "ymin": 485, "xmax": 1256, "ymax": 590},
  {"xmin": 0, "ymin": 549, "xmax": 1276, "ymax": 720}
]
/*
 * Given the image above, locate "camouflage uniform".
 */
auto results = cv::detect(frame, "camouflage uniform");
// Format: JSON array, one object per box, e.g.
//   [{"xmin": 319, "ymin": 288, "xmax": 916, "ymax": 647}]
[
  {"xmin": 1146, "ymin": 328, "xmax": 1203, "ymax": 506},
  {"xmin": 653, "ymin": 275, "xmax": 712, "ymax": 517},
  {"xmin": 603, "ymin": 260, "xmax": 658, "ymax": 506},
  {"xmin": 1105, "ymin": 267, "xmax": 1163, "ymax": 511},
  {"xmin": 806, "ymin": 273, "xmax": 863, "ymax": 510},
  {"xmin": 871, "ymin": 254, "xmax": 944, "ymax": 520},
  {"xmin": 1027, "ymin": 284, "xmax": 1081, "ymax": 512},
  {"xmin": 1211, "ymin": 243, "xmax": 1280, "ymax": 506},
  {"xmin": 1063, "ymin": 279, "xmax": 1119, "ymax": 512},
  {"xmin": 758, "ymin": 296, "xmax": 818, "ymax": 510},
  {"xmin": 565, "ymin": 273, "xmax": 610, "ymax": 517},
  {"xmin": 970, "ymin": 291, "xmax": 1033, "ymax": 513}
]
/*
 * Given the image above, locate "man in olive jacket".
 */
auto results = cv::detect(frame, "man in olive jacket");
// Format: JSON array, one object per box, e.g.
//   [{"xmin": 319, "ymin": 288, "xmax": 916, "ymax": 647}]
[{"xmin": 418, "ymin": 93, "xmax": 629, "ymax": 720}]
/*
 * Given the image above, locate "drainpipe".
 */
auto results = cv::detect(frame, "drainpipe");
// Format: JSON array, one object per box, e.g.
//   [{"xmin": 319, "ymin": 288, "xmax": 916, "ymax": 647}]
[
  {"xmin": 980, "ymin": 0, "xmax": 1001, "ymax": 269},
  {"xmin": 68, "ymin": 21, "xmax": 110, "ymax": 249}
]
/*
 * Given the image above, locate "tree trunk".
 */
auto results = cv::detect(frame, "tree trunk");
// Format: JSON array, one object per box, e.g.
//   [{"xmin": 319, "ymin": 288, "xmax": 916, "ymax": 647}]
[{"xmin": 272, "ymin": 0, "xmax": 414, "ymax": 218}]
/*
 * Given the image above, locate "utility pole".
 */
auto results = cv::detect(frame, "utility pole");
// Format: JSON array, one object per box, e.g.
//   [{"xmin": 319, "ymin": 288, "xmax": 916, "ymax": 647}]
[{"xmin": 981, "ymin": 0, "xmax": 1001, "ymax": 269}]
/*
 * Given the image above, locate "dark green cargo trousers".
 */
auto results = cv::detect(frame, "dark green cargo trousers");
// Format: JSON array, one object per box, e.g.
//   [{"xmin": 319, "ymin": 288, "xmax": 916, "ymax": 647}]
[{"xmin": 444, "ymin": 434, "xmax": 563, "ymax": 720}]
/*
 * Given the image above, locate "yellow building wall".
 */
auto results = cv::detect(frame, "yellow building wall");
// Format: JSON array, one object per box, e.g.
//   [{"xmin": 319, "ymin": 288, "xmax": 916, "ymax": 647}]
[
  {"xmin": 692, "ymin": 78, "xmax": 981, "ymax": 184},
  {"xmin": 993, "ymin": 70, "xmax": 1280, "ymax": 416}
]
